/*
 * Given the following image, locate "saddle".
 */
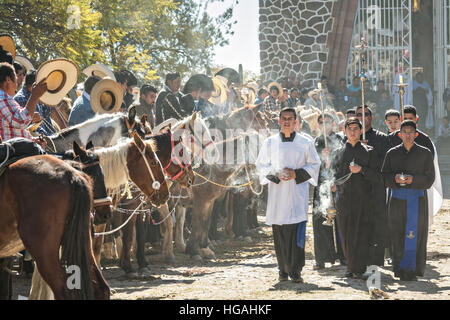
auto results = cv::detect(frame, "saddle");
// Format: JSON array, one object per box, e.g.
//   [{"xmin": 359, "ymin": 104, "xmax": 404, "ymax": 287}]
[{"xmin": 0, "ymin": 138, "xmax": 46, "ymax": 176}]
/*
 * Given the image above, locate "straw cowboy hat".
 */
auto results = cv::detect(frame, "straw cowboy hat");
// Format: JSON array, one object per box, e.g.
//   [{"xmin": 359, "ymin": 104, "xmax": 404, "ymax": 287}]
[
  {"xmin": 267, "ymin": 81, "xmax": 283, "ymax": 99},
  {"xmin": 90, "ymin": 78, "xmax": 123, "ymax": 114},
  {"xmin": 82, "ymin": 63, "xmax": 116, "ymax": 80},
  {"xmin": 15, "ymin": 56, "xmax": 34, "ymax": 72},
  {"xmin": 36, "ymin": 58, "xmax": 79, "ymax": 106},
  {"xmin": 308, "ymin": 88, "xmax": 321, "ymax": 98},
  {"xmin": 0, "ymin": 34, "xmax": 15, "ymax": 59},
  {"xmin": 209, "ymin": 75, "xmax": 228, "ymax": 105},
  {"xmin": 241, "ymin": 84, "xmax": 256, "ymax": 105}
]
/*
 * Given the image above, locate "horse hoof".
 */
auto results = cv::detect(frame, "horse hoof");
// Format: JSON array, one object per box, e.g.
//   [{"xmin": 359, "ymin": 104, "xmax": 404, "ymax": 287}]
[
  {"xmin": 192, "ymin": 255, "xmax": 203, "ymax": 262},
  {"xmin": 199, "ymin": 248, "xmax": 216, "ymax": 260},
  {"xmin": 110, "ymin": 288, "xmax": 117, "ymax": 295}
]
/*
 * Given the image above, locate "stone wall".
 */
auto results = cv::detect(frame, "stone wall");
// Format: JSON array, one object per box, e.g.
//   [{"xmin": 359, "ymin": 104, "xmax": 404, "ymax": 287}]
[{"xmin": 259, "ymin": 0, "xmax": 337, "ymax": 88}]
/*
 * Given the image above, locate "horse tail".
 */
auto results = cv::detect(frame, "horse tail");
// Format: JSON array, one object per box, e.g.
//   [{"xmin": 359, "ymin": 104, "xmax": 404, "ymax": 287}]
[{"xmin": 60, "ymin": 171, "xmax": 94, "ymax": 300}]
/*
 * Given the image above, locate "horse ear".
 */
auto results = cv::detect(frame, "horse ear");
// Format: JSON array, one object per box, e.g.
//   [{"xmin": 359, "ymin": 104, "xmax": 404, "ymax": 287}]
[
  {"xmin": 128, "ymin": 105, "xmax": 136, "ymax": 123},
  {"xmin": 73, "ymin": 141, "xmax": 83, "ymax": 156},
  {"xmin": 192, "ymin": 112, "xmax": 198, "ymax": 121},
  {"xmin": 133, "ymin": 131, "xmax": 146, "ymax": 150},
  {"xmin": 86, "ymin": 141, "xmax": 94, "ymax": 150}
]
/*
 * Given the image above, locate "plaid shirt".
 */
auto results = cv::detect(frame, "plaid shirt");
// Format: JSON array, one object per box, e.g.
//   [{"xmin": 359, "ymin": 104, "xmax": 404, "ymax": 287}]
[
  {"xmin": 14, "ymin": 87, "xmax": 56, "ymax": 136},
  {"xmin": 0, "ymin": 88, "xmax": 32, "ymax": 141},
  {"xmin": 263, "ymin": 95, "xmax": 279, "ymax": 112}
]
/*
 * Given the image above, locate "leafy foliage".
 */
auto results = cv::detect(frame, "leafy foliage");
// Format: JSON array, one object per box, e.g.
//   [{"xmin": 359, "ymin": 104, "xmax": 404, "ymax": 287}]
[{"xmin": 0, "ymin": 0, "xmax": 237, "ymax": 84}]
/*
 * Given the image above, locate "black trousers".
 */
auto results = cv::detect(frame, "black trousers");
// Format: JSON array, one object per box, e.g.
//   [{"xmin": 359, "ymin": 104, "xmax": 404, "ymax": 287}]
[
  {"xmin": 0, "ymin": 257, "xmax": 13, "ymax": 300},
  {"xmin": 272, "ymin": 223, "xmax": 305, "ymax": 277}
]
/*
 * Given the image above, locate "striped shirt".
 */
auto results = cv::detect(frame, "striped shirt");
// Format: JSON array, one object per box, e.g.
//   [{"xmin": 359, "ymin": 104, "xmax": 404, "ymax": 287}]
[{"xmin": 0, "ymin": 89, "xmax": 32, "ymax": 141}]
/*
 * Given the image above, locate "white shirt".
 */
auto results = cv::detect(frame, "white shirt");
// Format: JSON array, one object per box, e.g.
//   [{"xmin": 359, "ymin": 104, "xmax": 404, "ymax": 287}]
[{"xmin": 256, "ymin": 132, "xmax": 321, "ymax": 226}]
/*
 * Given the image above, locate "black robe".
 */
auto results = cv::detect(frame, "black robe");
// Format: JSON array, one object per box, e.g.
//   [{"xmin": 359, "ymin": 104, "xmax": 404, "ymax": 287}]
[
  {"xmin": 312, "ymin": 132, "xmax": 344, "ymax": 265},
  {"xmin": 381, "ymin": 143, "xmax": 435, "ymax": 279},
  {"xmin": 331, "ymin": 141, "xmax": 380, "ymax": 274},
  {"xmin": 388, "ymin": 129, "xmax": 435, "ymax": 158},
  {"xmin": 364, "ymin": 128, "xmax": 390, "ymax": 266}
]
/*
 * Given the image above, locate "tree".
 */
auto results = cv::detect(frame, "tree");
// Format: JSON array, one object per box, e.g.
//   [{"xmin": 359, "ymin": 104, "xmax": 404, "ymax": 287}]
[{"xmin": 0, "ymin": 0, "xmax": 237, "ymax": 84}]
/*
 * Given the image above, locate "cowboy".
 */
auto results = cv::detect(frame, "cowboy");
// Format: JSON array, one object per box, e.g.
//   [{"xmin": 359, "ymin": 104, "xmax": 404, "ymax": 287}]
[
  {"xmin": 256, "ymin": 106, "xmax": 321, "ymax": 283},
  {"xmin": 68, "ymin": 75, "xmax": 101, "ymax": 126},
  {"xmin": 115, "ymin": 69, "xmax": 137, "ymax": 111},
  {"xmin": 0, "ymin": 62, "xmax": 47, "ymax": 143},
  {"xmin": 13, "ymin": 61, "xmax": 25, "ymax": 91},
  {"xmin": 132, "ymin": 84, "xmax": 158, "ymax": 127},
  {"xmin": 263, "ymin": 83, "xmax": 281, "ymax": 112},
  {"xmin": 185, "ymin": 74, "xmax": 215, "ymax": 118},
  {"xmin": 14, "ymin": 70, "xmax": 56, "ymax": 136},
  {"xmin": 154, "ymin": 72, "xmax": 185, "ymax": 126},
  {"xmin": 214, "ymin": 68, "xmax": 241, "ymax": 115}
]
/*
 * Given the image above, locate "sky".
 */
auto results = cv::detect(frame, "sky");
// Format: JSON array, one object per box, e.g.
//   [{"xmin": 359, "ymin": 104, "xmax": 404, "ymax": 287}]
[{"xmin": 205, "ymin": 0, "xmax": 260, "ymax": 75}]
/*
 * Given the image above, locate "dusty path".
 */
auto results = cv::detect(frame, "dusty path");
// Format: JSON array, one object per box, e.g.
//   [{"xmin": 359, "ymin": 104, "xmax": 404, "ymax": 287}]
[{"xmin": 11, "ymin": 201, "xmax": 450, "ymax": 300}]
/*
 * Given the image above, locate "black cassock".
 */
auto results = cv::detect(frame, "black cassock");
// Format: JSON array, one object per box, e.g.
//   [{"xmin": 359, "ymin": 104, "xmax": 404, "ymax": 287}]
[
  {"xmin": 364, "ymin": 128, "xmax": 390, "ymax": 266},
  {"xmin": 312, "ymin": 132, "xmax": 344, "ymax": 265},
  {"xmin": 331, "ymin": 141, "xmax": 380, "ymax": 274},
  {"xmin": 381, "ymin": 143, "xmax": 435, "ymax": 279},
  {"xmin": 388, "ymin": 129, "xmax": 435, "ymax": 157}
]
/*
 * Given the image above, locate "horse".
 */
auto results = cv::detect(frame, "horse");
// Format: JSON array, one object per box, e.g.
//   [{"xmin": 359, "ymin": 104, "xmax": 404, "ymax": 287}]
[
  {"xmin": 42, "ymin": 110, "xmax": 146, "ymax": 153},
  {"xmin": 0, "ymin": 155, "xmax": 109, "ymax": 299},
  {"xmin": 28, "ymin": 142, "xmax": 113, "ymax": 300}
]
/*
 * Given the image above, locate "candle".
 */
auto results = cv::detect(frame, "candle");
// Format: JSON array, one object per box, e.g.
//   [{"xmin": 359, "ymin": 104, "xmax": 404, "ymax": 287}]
[{"xmin": 399, "ymin": 75, "xmax": 403, "ymax": 84}]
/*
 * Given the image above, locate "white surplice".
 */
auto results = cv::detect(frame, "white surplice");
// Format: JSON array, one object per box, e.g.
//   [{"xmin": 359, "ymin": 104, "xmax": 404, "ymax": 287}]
[{"xmin": 256, "ymin": 133, "xmax": 321, "ymax": 226}]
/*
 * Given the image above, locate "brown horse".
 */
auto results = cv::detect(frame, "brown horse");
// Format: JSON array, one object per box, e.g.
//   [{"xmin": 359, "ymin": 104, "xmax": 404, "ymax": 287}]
[
  {"xmin": 28, "ymin": 142, "xmax": 113, "ymax": 300},
  {"xmin": 0, "ymin": 155, "xmax": 109, "ymax": 299},
  {"xmin": 90, "ymin": 134, "xmax": 169, "ymax": 268}
]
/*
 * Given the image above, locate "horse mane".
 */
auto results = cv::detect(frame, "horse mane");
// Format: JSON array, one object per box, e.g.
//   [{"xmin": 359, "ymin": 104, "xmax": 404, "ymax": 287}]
[
  {"xmin": 146, "ymin": 131, "xmax": 170, "ymax": 155},
  {"xmin": 94, "ymin": 138, "xmax": 157, "ymax": 190},
  {"xmin": 94, "ymin": 139, "xmax": 132, "ymax": 190}
]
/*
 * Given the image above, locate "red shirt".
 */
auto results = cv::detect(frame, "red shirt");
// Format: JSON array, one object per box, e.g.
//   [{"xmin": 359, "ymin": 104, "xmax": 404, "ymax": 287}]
[{"xmin": 0, "ymin": 88, "xmax": 32, "ymax": 141}]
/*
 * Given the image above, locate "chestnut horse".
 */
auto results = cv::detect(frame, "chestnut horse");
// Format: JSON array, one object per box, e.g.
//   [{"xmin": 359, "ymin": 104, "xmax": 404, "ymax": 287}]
[{"xmin": 0, "ymin": 155, "xmax": 109, "ymax": 299}]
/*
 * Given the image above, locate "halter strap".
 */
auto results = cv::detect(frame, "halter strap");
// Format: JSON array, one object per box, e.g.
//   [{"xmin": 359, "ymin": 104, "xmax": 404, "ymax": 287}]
[{"xmin": 162, "ymin": 137, "xmax": 191, "ymax": 181}]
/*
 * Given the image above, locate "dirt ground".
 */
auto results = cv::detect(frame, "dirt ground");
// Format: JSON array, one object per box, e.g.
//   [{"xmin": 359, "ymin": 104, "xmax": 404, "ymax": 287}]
[{"xmin": 11, "ymin": 200, "xmax": 450, "ymax": 300}]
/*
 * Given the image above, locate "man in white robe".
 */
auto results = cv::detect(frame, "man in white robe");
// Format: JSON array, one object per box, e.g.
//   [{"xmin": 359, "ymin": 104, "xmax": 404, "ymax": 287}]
[{"xmin": 256, "ymin": 107, "xmax": 321, "ymax": 283}]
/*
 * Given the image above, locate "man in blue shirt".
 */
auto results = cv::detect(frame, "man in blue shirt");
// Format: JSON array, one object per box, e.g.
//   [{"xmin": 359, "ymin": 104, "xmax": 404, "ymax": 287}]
[{"xmin": 68, "ymin": 75, "xmax": 101, "ymax": 126}]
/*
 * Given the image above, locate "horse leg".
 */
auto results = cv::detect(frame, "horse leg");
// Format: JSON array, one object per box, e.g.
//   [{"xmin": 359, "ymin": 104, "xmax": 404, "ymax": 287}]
[
  {"xmin": 119, "ymin": 214, "xmax": 137, "ymax": 277},
  {"xmin": 93, "ymin": 224, "xmax": 106, "ymax": 267},
  {"xmin": 187, "ymin": 201, "xmax": 215, "ymax": 260},
  {"xmin": 158, "ymin": 204, "xmax": 175, "ymax": 263},
  {"xmin": 29, "ymin": 266, "xmax": 54, "ymax": 300},
  {"xmin": 135, "ymin": 212, "xmax": 149, "ymax": 273},
  {"xmin": 175, "ymin": 205, "xmax": 186, "ymax": 252},
  {"xmin": 0, "ymin": 257, "xmax": 13, "ymax": 300},
  {"xmin": 225, "ymin": 192, "xmax": 235, "ymax": 238}
]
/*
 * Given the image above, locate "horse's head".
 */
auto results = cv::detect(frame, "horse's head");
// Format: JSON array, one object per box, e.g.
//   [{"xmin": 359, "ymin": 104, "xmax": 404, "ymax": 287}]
[
  {"xmin": 72, "ymin": 141, "xmax": 112, "ymax": 225},
  {"xmin": 154, "ymin": 127, "xmax": 195, "ymax": 188},
  {"xmin": 173, "ymin": 112, "xmax": 219, "ymax": 165},
  {"xmin": 127, "ymin": 133, "xmax": 169, "ymax": 207}
]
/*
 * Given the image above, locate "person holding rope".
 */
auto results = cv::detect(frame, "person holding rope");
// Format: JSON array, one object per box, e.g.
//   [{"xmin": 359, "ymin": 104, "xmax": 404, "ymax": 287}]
[{"xmin": 256, "ymin": 106, "xmax": 320, "ymax": 283}]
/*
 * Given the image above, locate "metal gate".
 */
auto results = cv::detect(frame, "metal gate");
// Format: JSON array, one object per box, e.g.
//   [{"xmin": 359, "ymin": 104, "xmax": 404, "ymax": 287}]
[
  {"xmin": 346, "ymin": 0, "xmax": 413, "ymax": 109},
  {"xmin": 434, "ymin": 0, "xmax": 449, "ymax": 120}
]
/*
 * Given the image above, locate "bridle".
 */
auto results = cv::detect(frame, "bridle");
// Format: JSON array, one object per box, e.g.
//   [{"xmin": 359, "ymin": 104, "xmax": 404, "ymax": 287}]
[
  {"xmin": 162, "ymin": 136, "xmax": 192, "ymax": 182},
  {"xmin": 133, "ymin": 140, "xmax": 164, "ymax": 199}
]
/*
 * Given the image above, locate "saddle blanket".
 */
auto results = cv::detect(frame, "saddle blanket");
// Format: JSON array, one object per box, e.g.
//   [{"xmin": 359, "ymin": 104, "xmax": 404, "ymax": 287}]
[{"xmin": 0, "ymin": 138, "xmax": 45, "ymax": 175}]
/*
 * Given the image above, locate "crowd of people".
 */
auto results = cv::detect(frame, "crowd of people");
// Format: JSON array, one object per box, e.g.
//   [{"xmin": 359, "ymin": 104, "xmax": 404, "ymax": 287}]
[{"xmin": 0, "ymin": 32, "xmax": 444, "ymax": 298}]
